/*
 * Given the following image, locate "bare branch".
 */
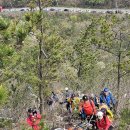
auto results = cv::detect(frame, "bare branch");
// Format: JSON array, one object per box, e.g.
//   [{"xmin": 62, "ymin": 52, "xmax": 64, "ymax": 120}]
[
  {"xmin": 93, "ymin": 44, "xmax": 117, "ymax": 56},
  {"xmin": 120, "ymin": 70, "xmax": 130, "ymax": 78},
  {"xmin": 41, "ymin": 49, "xmax": 48, "ymax": 58}
]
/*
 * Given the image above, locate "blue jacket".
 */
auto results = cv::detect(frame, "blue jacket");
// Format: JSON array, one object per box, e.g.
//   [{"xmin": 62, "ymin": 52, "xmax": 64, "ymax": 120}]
[{"xmin": 100, "ymin": 92, "xmax": 116, "ymax": 108}]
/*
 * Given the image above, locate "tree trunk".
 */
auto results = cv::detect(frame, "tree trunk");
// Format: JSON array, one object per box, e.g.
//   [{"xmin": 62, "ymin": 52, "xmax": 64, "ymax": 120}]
[
  {"xmin": 108, "ymin": 0, "xmax": 116, "ymax": 8},
  {"xmin": 116, "ymin": 51, "xmax": 121, "ymax": 108},
  {"xmin": 77, "ymin": 62, "xmax": 82, "ymax": 77},
  {"xmin": 116, "ymin": 32, "xmax": 122, "ymax": 111},
  {"xmin": 115, "ymin": 0, "xmax": 118, "ymax": 8},
  {"xmin": 38, "ymin": 0, "xmax": 43, "ymax": 114}
]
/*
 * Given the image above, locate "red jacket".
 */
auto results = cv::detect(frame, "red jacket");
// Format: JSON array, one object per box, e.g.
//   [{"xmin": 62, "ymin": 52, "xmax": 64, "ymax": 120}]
[
  {"xmin": 83, "ymin": 100, "xmax": 96, "ymax": 115},
  {"xmin": 96, "ymin": 116, "xmax": 112, "ymax": 130},
  {"xmin": 26, "ymin": 113, "xmax": 42, "ymax": 130}
]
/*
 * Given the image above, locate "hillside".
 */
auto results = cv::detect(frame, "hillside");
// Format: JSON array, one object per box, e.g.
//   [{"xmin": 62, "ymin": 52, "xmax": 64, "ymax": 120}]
[{"xmin": 0, "ymin": 0, "xmax": 130, "ymax": 130}]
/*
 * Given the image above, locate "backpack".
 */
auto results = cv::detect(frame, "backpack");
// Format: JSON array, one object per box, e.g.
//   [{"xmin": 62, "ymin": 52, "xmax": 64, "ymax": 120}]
[{"xmin": 100, "ymin": 91, "xmax": 107, "ymax": 103}]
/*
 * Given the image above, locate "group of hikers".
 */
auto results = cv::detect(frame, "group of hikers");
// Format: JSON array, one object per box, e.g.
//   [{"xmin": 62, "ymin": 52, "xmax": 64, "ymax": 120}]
[
  {"xmin": 64, "ymin": 87, "xmax": 116, "ymax": 130},
  {"xmin": 26, "ymin": 87, "xmax": 117, "ymax": 130}
]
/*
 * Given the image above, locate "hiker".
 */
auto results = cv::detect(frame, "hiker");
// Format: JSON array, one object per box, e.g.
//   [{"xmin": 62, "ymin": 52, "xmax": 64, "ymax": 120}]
[
  {"xmin": 96, "ymin": 111, "xmax": 113, "ymax": 130},
  {"xmin": 79, "ymin": 95, "xmax": 97, "ymax": 129},
  {"xmin": 26, "ymin": 108, "xmax": 42, "ymax": 130},
  {"xmin": 50, "ymin": 91, "xmax": 59, "ymax": 109},
  {"xmin": 51, "ymin": 91, "xmax": 59, "ymax": 102},
  {"xmin": 64, "ymin": 87, "xmax": 72, "ymax": 99},
  {"xmin": 66, "ymin": 93, "xmax": 74, "ymax": 113},
  {"xmin": 58, "ymin": 88, "xmax": 73, "ymax": 112},
  {"xmin": 81, "ymin": 95, "xmax": 97, "ymax": 117},
  {"xmin": 80, "ymin": 95, "xmax": 97, "ymax": 129},
  {"xmin": 63, "ymin": 87, "xmax": 73, "ymax": 112},
  {"xmin": 67, "ymin": 93, "xmax": 80, "ymax": 113},
  {"xmin": 47, "ymin": 96, "xmax": 53, "ymax": 109},
  {"xmin": 27, "ymin": 108, "xmax": 33, "ymax": 119},
  {"xmin": 99, "ymin": 103, "xmax": 114, "ymax": 122},
  {"xmin": 90, "ymin": 93, "xmax": 100, "ymax": 109},
  {"xmin": 100, "ymin": 88, "xmax": 116, "ymax": 110}
]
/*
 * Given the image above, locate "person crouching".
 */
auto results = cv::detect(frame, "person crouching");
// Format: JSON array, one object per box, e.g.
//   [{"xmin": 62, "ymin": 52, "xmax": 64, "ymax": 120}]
[{"xmin": 96, "ymin": 111, "xmax": 113, "ymax": 130}]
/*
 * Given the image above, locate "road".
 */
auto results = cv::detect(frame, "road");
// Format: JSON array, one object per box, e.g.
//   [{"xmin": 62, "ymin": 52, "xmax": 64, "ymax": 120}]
[
  {"xmin": 1, "ymin": 7, "xmax": 130, "ymax": 14},
  {"xmin": 43, "ymin": 7, "xmax": 130, "ymax": 14}
]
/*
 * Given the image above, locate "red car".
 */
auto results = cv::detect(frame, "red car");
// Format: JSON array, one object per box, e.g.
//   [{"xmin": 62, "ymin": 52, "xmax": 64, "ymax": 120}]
[{"xmin": 0, "ymin": 6, "xmax": 3, "ymax": 12}]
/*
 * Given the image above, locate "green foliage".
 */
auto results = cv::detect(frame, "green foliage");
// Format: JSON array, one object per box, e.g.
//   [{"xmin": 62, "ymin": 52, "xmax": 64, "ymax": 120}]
[
  {"xmin": 69, "ymin": 15, "xmax": 78, "ymax": 22},
  {"xmin": 0, "ymin": 45, "xmax": 14, "ymax": 58},
  {"xmin": 2, "ymin": 0, "xmax": 31, "ymax": 8},
  {"xmin": 3, "ymin": 31, "xmax": 11, "ymax": 41},
  {"xmin": 0, "ymin": 85, "xmax": 8, "ymax": 106},
  {"xmin": 39, "ymin": 33, "xmax": 65, "ymax": 86},
  {"xmin": 72, "ymin": 18, "xmax": 99, "ymax": 83},
  {"xmin": 24, "ymin": 13, "xmax": 31, "ymax": 22},
  {"xmin": 0, "ymin": 16, "xmax": 10, "ymax": 30},
  {"xmin": 0, "ymin": 118, "xmax": 13, "ymax": 128},
  {"xmin": 1, "ymin": 9, "xmax": 130, "ymax": 128},
  {"xmin": 15, "ymin": 20, "xmax": 31, "ymax": 44},
  {"xmin": 39, "ymin": 116, "xmax": 50, "ymax": 130},
  {"xmin": 82, "ymin": 15, "xmax": 130, "ymax": 72},
  {"xmin": 27, "ymin": 0, "xmax": 36, "ymax": 9},
  {"xmin": 119, "ymin": 108, "xmax": 130, "ymax": 130},
  {"xmin": 28, "ymin": 0, "xmax": 52, "ymax": 9},
  {"xmin": 0, "ymin": 44, "xmax": 14, "ymax": 68}
]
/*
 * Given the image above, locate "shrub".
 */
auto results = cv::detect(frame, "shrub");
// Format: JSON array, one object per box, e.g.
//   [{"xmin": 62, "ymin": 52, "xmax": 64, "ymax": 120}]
[
  {"xmin": 118, "ymin": 108, "xmax": 130, "ymax": 130},
  {"xmin": 0, "ymin": 85, "xmax": 8, "ymax": 106},
  {"xmin": 0, "ymin": 16, "xmax": 10, "ymax": 30}
]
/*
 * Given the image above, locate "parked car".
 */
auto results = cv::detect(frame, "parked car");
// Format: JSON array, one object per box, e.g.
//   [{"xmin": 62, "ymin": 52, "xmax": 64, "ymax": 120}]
[
  {"xmin": 50, "ymin": 8, "xmax": 55, "ymax": 11},
  {"xmin": 64, "ymin": 9, "xmax": 69, "ymax": 12},
  {"xmin": 0, "ymin": 6, "xmax": 3, "ymax": 12},
  {"xmin": 106, "ymin": 10, "xmax": 113, "ymax": 14},
  {"xmin": 20, "ymin": 9, "xmax": 25, "ymax": 11}
]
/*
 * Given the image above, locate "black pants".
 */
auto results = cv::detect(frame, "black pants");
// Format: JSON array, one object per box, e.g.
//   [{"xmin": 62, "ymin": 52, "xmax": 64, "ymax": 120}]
[{"xmin": 66, "ymin": 102, "xmax": 71, "ymax": 112}]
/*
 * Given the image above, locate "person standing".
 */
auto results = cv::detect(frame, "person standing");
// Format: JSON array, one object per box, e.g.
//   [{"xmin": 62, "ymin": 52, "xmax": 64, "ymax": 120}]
[{"xmin": 100, "ymin": 88, "xmax": 116, "ymax": 110}]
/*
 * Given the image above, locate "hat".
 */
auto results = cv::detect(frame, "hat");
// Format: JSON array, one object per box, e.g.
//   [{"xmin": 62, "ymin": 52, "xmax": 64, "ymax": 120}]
[
  {"xmin": 71, "ymin": 93, "xmax": 75, "ymax": 98},
  {"xmin": 82, "ymin": 95, "xmax": 89, "ymax": 101},
  {"xmin": 101, "ymin": 108, "xmax": 107, "ymax": 115},
  {"xmin": 97, "ymin": 111, "xmax": 103, "ymax": 120},
  {"xmin": 28, "ymin": 108, "xmax": 33, "ymax": 113},
  {"xmin": 103, "ymin": 87, "xmax": 109, "ymax": 92},
  {"xmin": 65, "ymin": 87, "xmax": 68, "ymax": 91},
  {"xmin": 90, "ymin": 93, "xmax": 95, "ymax": 98}
]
